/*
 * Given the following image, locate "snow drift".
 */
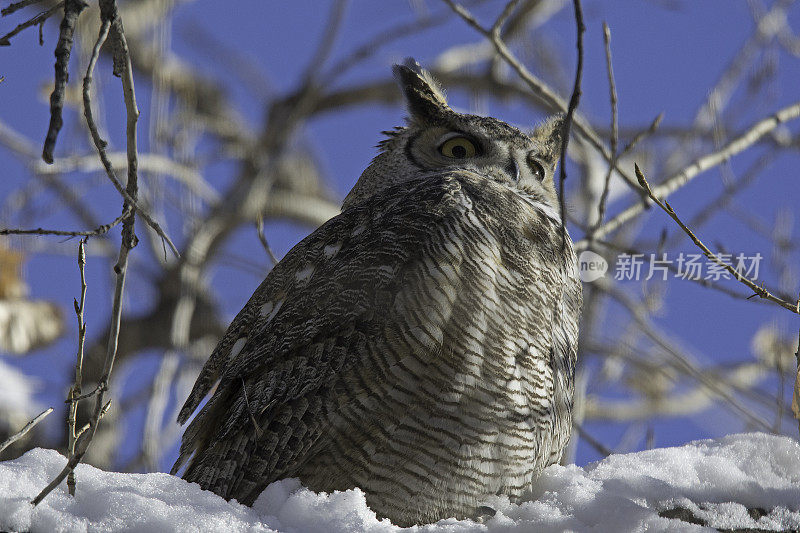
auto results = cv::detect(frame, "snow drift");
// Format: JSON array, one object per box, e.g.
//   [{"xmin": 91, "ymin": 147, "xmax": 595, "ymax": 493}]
[{"xmin": 1, "ymin": 432, "xmax": 799, "ymax": 532}]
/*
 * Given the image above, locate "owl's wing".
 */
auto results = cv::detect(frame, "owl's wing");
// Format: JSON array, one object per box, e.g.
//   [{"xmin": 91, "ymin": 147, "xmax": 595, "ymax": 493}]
[{"xmin": 172, "ymin": 175, "xmax": 471, "ymax": 501}]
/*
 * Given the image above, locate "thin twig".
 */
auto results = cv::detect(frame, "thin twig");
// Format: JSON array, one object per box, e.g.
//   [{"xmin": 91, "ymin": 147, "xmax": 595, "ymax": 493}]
[
  {"xmin": 618, "ymin": 112, "xmax": 663, "ymax": 157},
  {"xmin": 41, "ymin": 0, "xmax": 86, "ymax": 163},
  {"xmin": 97, "ymin": 0, "xmax": 139, "ymax": 391},
  {"xmin": 66, "ymin": 382, "xmax": 101, "ymax": 403},
  {"xmin": 558, "ymin": 0, "xmax": 584, "ymax": 252},
  {"xmin": 115, "ymin": 23, "xmax": 142, "ymax": 259},
  {"xmin": 0, "ymin": 207, "xmax": 131, "ymax": 237},
  {"xmin": 634, "ymin": 164, "xmax": 800, "ymax": 315},
  {"xmin": 0, "ymin": 0, "xmax": 62, "ymax": 46},
  {"xmin": 0, "ymin": 408, "xmax": 53, "ymax": 454},
  {"xmin": 66, "ymin": 238, "xmax": 87, "ymax": 495},
  {"xmin": 256, "ymin": 215, "xmax": 278, "ymax": 265},
  {"xmin": 73, "ymin": 400, "xmax": 112, "ymax": 441},
  {"xmin": 591, "ymin": 21, "xmax": 618, "ymax": 235}
]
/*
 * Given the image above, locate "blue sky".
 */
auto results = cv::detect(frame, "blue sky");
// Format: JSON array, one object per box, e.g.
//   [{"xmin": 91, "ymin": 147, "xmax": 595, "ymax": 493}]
[{"xmin": 1, "ymin": 0, "xmax": 799, "ymax": 473}]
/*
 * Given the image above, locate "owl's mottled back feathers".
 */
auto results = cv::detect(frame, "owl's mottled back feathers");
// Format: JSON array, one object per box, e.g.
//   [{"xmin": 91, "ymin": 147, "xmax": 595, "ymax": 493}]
[{"xmin": 174, "ymin": 59, "xmax": 582, "ymax": 526}]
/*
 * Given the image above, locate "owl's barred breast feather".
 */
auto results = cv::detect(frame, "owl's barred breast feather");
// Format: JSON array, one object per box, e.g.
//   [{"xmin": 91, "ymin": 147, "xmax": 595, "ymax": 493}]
[
  {"xmin": 174, "ymin": 58, "xmax": 581, "ymax": 527},
  {"xmin": 173, "ymin": 172, "xmax": 581, "ymax": 525}
]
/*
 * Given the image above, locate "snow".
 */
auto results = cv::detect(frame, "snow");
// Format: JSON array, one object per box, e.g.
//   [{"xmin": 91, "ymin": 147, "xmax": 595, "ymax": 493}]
[{"xmin": 1, "ymin": 433, "xmax": 799, "ymax": 532}]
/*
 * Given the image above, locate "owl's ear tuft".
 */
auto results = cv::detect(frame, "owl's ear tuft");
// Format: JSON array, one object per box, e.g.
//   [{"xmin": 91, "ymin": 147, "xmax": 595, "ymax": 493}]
[
  {"xmin": 393, "ymin": 58, "xmax": 449, "ymax": 122},
  {"xmin": 531, "ymin": 113, "xmax": 566, "ymax": 169}
]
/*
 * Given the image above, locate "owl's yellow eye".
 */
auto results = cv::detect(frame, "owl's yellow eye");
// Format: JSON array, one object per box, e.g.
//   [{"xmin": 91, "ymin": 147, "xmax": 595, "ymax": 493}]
[{"xmin": 439, "ymin": 137, "xmax": 477, "ymax": 159}]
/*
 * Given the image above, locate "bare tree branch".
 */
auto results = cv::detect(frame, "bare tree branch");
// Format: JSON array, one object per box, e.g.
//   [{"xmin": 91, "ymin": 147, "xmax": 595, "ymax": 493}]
[
  {"xmin": 0, "ymin": 207, "xmax": 131, "ymax": 237},
  {"xmin": 581, "ymin": 101, "xmax": 800, "ymax": 248},
  {"xmin": 0, "ymin": 408, "xmax": 53, "ymax": 454}
]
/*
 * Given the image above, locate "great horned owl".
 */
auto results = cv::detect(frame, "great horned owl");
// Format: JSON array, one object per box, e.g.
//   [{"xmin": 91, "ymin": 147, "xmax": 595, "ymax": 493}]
[{"xmin": 173, "ymin": 59, "xmax": 582, "ymax": 526}]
